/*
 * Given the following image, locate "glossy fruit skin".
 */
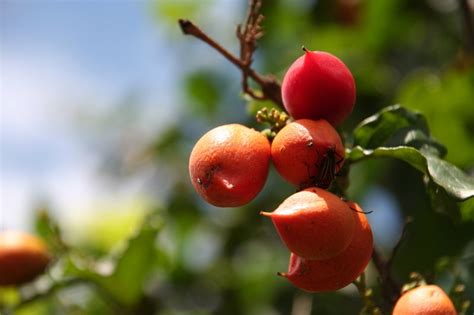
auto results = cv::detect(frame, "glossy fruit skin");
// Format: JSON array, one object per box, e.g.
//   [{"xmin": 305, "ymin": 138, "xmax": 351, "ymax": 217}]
[
  {"xmin": 281, "ymin": 202, "xmax": 373, "ymax": 292},
  {"xmin": 392, "ymin": 285, "xmax": 457, "ymax": 315},
  {"xmin": 189, "ymin": 124, "xmax": 271, "ymax": 207},
  {"xmin": 282, "ymin": 50, "xmax": 356, "ymax": 126},
  {"xmin": 0, "ymin": 230, "xmax": 51, "ymax": 286},
  {"xmin": 264, "ymin": 188, "xmax": 354, "ymax": 260},
  {"xmin": 271, "ymin": 119, "xmax": 344, "ymax": 188}
]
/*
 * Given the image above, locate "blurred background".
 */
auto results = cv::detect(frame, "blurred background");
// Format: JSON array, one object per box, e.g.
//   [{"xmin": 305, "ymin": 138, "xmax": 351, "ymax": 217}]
[{"xmin": 1, "ymin": 0, "xmax": 473, "ymax": 314}]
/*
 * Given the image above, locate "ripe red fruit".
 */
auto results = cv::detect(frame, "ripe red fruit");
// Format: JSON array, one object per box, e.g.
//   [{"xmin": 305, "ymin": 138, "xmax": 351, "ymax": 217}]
[
  {"xmin": 261, "ymin": 188, "xmax": 354, "ymax": 260},
  {"xmin": 392, "ymin": 285, "xmax": 457, "ymax": 315},
  {"xmin": 189, "ymin": 124, "xmax": 271, "ymax": 207},
  {"xmin": 0, "ymin": 230, "xmax": 51, "ymax": 286},
  {"xmin": 281, "ymin": 48, "xmax": 356, "ymax": 126},
  {"xmin": 271, "ymin": 119, "xmax": 345, "ymax": 189},
  {"xmin": 278, "ymin": 202, "xmax": 373, "ymax": 292}
]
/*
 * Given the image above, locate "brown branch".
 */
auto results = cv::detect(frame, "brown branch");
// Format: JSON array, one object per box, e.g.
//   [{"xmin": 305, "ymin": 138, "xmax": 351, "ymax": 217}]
[
  {"xmin": 371, "ymin": 217, "xmax": 413, "ymax": 309},
  {"xmin": 371, "ymin": 249, "xmax": 400, "ymax": 308},
  {"xmin": 178, "ymin": 2, "xmax": 284, "ymax": 108},
  {"xmin": 460, "ymin": 0, "xmax": 474, "ymax": 53},
  {"xmin": 178, "ymin": 19, "xmax": 243, "ymax": 68},
  {"xmin": 237, "ymin": 0, "xmax": 265, "ymax": 100}
]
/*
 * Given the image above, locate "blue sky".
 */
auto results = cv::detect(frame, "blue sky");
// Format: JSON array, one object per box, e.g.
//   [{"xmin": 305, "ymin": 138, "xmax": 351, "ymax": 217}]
[
  {"xmin": 1, "ymin": 0, "xmax": 247, "ymax": 231},
  {"xmin": 1, "ymin": 1, "xmax": 183, "ymax": 230}
]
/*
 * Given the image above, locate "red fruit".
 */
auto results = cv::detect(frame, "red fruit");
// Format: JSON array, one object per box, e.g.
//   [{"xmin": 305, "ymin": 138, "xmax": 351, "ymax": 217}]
[
  {"xmin": 279, "ymin": 202, "xmax": 373, "ymax": 292},
  {"xmin": 392, "ymin": 285, "xmax": 456, "ymax": 315},
  {"xmin": 271, "ymin": 119, "xmax": 345, "ymax": 189},
  {"xmin": 189, "ymin": 124, "xmax": 271, "ymax": 207},
  {"xmin": 0, "ymin": 230, "xmax": 51, "ymax": 286},
  {"xmin": 281, "ymin": 49, "xmax": 356, "ymax": 126},
  {"xmin": 261, "ymin": 188, "xmax": 354, "ymax": 260}
]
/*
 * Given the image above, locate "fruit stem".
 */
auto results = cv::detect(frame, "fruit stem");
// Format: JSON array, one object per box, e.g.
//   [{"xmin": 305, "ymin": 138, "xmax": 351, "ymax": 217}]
[
  {"xmin": 301, "ymin": 45, "xmax": 310, "ymax": 53},
  {"xmin": 277, "ymin": 272, "xmax": 288, "ymax": 278},
  {"xmin": 259, "ymin": 211, "xmax": 273, "ymax": 217}
]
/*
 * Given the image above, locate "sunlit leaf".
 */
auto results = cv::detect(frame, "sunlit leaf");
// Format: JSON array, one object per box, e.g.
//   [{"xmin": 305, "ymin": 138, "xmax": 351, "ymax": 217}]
[
  {"xmin": 34, "ymin": 209, "xmax": 68, "ymax": 254},
  {"xmin": 353, "ymin": 105, "xmax": 446, "ymax": 156},
  {"xmin": 397, "ymin": 70, "xmax": 474, "ymax": 167},
  {"xmin": 347, "ymin": 146, "xmax": 474, "ymax": 202},
  {"xmin": 64, "ymin": 212, "xmax": 162, "ymax": 306},
  {"xmin": 102, "ymin": 213, "xmax": 161, "ymax": 305}
]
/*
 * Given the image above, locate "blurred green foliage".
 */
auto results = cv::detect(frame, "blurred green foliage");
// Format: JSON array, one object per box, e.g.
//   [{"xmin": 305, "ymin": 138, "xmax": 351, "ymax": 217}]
[{"xmin": 2, "ymin": 0, "xmax": 474, "ymax": 314}]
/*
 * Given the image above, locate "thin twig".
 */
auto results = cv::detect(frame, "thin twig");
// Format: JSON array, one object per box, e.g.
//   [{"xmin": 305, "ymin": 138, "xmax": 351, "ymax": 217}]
[
  {"xmin": 371, "ymin": 250, "xmax": 400, "ymax": 307},
  {"xmin": 178, "ymin": 2, "xmax": 284, "ymax": 108},
  {"xmin": 178, "ymin": 19, "xmax": 243, "ymax": 68},
  {"xmin": 371, "ymin": 215, "xmax": 412, "ymax": 308},
  {"xmin": 387, "ymin": 217, "xmax": 413, "ymax": 270},
  {"xmin": 237, "ymin": 0, "xmax": 266, "ymax": 100},
  {"xmin": 459, "ymin": 0, "xmax": 474, "ymax": 53}
]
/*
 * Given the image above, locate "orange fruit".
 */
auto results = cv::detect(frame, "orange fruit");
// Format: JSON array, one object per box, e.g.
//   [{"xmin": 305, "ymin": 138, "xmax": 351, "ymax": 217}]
[
  {"xmin": 392, "ymin": 285, "xmax": 457, "ymax": 315},
  {"xmin": 189, "ymin": 124, "xmax": 271, "ymax": 207},
  {"xmin": 0, "ymin": 230, "xmax": 51, "ymax": 286},
  {"xmin": 271, "ymin": 119, "xmax": 344, "ymax": 189},
  {"xmin": 261, "ymin": 188, "xmax": 354, "ymax": 260},
  {"xmin": 279, "ymin": 202, "xmax": 373, "ymax": 292}
]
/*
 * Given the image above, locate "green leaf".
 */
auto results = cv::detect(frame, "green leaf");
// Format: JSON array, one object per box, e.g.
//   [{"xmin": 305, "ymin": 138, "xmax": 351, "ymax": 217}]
[
  {"xmin": 397, "ymin": 70, "xmax": 474, "ymax": 167},
  {"xmin": 460, "ymin": 198, "xmax": 474, "ymax": 222},
  {"xmin": 34, "ymin": 208, "xmax": 68, "ymax": 254},
  {"xmin": 148, "ymin": 126, "xmax": 183, "ymax": 158},
  {"xmin": 184, "ymin": 70, "xmax": 224, "ymax": 117},
  {"xmin": 425, "ymin": 179, "xmax": 461, "ymax": 222},
  {"xmin": 65, "ymin": 212, "xmax": 162, "ymax": 306},
  {"xmin": 347, "ymin": 146, "xmax": 474, "ymax": 201},
  {"xmin": 102, "ymin": 215, "xmax": 161, "ymax": 305},
  {"xmin": 353, "ymin": 105, "xmax": 446, "ymax": 157}
]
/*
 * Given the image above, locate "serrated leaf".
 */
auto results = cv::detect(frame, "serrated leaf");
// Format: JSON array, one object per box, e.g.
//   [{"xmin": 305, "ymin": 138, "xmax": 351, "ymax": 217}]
[
  {"xmin": 353, "ymin": 105, "xmax": 446, "ymax": 157},
  {"xmin": 347, "ymin": 146, "xmax": 474, "ymax": 201}
]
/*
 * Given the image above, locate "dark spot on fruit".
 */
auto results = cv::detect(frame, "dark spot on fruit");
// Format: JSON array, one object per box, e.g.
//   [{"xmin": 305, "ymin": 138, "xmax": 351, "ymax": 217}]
[{"xmin": 199, "ymin": 165, "xmax": 221, "ymax": 189}]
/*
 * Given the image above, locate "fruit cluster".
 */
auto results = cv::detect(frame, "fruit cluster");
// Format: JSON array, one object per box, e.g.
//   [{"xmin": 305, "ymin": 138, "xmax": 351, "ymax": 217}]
[
  {"xmin": 189, "ymin": 49, "xmax": 373, "ymax": 292},
  {"xmin": 189, "ymin": 49, "xmax": 459, "ymax": 313}
]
